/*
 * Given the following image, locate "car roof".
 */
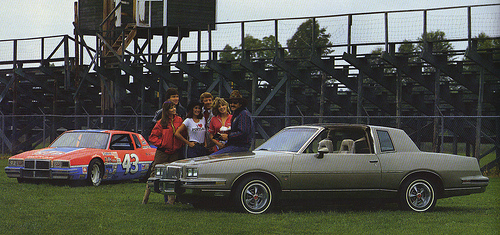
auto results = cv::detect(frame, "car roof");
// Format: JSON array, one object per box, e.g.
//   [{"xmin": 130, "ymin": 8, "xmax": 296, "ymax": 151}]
[
  {"xmin": 67, "ymin": 129, "xmax": 135, "ymax": 134},
  {"xmin": 296, "ymin": 123, "xmax": 369, "ymax": 129}
]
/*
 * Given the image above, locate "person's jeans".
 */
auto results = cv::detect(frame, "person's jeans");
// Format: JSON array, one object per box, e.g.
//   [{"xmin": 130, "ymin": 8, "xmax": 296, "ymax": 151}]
[
  {"xmin": 210, "ymin": 145, "xmax": 249, "ymax": 155},
  {"xmin": 187, "ymin": 143, "xmax": 208, "ymax": 158}
]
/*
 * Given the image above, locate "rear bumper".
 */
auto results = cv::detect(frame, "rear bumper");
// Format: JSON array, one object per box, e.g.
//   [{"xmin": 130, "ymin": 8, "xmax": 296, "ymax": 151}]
[{"xmin": 442, "ymin": 175, "xmax": 489, "ymax": 198}]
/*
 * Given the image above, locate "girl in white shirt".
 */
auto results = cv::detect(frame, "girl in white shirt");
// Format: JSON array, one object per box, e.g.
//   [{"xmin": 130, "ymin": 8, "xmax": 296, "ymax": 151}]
[{"xmin": 175, "ymin": 102, "xmax": 208, "ymax": 158}]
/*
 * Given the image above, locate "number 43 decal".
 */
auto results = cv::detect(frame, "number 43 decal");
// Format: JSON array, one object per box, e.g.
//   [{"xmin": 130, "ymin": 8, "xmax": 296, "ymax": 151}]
[{"xmin": 122, "ymin": 153, "xmax": 139, "ymax": 174}]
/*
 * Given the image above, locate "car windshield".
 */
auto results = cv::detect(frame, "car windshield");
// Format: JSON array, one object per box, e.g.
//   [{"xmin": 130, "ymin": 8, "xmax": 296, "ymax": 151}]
[
  {"xmin": 50, "ymin": 132, "xmax": 110, "ymax": 149},
  {"xmin": 255, "ymin": 127, "xmax": 319, "ymax": 152}
]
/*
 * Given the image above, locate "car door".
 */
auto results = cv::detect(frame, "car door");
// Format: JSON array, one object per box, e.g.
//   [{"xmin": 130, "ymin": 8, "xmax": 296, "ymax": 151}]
[
  {"xmin": 289, "ymin": 128, "xmax": 381, "ymax": 195},
  {"xmin": 290, "ymin": 153, "xmax": 381, "ymax": 190},
  {"xmin": 108, "ymin": 133, "xmax": 141, "ymax": 180}
]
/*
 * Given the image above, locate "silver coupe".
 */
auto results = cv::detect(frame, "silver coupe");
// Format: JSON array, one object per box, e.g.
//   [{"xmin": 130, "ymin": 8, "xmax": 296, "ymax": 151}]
[{"xmin": 148, "ymin": 124, "xmax": 489, "ymax": 214}]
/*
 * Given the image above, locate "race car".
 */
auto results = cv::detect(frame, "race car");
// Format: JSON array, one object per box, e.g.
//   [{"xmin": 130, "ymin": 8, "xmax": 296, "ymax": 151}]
[{"xmin": 5, "ymin": 130, "xmax": 156, "ymax": 186}]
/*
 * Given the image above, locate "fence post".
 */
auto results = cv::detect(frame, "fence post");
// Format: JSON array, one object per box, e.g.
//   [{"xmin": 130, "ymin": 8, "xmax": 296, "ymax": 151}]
[{"xmin": 475, "ymin": 68, "xmax": 485, "ymax": 158}]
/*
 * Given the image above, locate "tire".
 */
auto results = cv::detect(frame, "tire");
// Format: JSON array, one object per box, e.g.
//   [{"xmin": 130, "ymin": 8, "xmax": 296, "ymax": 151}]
[
  {"xmin": 399, "ymin": 177, "xmax": 437, "ymax": 212},
  {"xmin": 87, "ymin": 159, "xmax": 104, "ymax": 186},
  {"xmin": 234, "ymin": 176, "xmax": 274, "ymax": 214}
]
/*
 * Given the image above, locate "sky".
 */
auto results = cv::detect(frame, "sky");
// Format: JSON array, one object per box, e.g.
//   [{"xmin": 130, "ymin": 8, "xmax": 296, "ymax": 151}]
[{"xmin": 1, "ymin": 0, "xmax": 498, "ymax": 41}]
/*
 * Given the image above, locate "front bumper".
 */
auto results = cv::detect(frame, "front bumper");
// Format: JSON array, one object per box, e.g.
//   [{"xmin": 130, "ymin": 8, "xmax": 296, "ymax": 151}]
[
  {"xmin": 147, "ymin": 177, "xmax": 229, "ymax": 198},
  {"xmin": 5, "ymin": 166, "xmax": 85, "ymax": 180}
]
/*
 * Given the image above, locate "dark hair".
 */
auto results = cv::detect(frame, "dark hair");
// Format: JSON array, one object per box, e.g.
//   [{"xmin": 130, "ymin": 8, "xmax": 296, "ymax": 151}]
[
  {"xmin": 160, "ymin": 101, "xmax": 176, "ymax": 128},
  {"xmin": 227, "ymin": 90, "xmax": 247, "ymax": 107},
  {"xmin": 165, "ymin": 88, "xmax": 179, "ymax": 100},
  {"xmin": 186, "ymin": 102, "xmax": 203, "ymax": 119}
]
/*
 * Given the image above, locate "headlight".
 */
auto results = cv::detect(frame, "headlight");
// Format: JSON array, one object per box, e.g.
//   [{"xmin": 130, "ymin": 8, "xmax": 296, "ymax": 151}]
[
  {"xmin": 186, "ymin": 168, "xmax": 198, "ymax": 178},
  {"xmin": 8, "ymin": 159, "xmax": 24, "ymax": 167},
  {"xmin": 52, "ymin": 160, "xmax": 70, "ymax": 168},
  {"xmin": 155, "ymin": 167, "xmax": 164, "ymax": 177}
]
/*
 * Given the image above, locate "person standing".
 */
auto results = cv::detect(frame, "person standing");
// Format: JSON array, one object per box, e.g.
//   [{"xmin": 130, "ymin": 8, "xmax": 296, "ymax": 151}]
[
  {"xmin": 174, "ymin": 101, "xmax": 208, "ymax": 158},
  {"xmin": 208, "ymin": 97, "xmax": 232, "ymax": 151},
  {"xmin": 142, "ymin": 101, "xmax": 184, "ymax": 205},
  {"xmin": 144, "ymin": 88, "xmax": 186, "ymax": 145},
  {"xmin": 200, "ymin": 92, "xmax": 213, "ymax": 124},
  {"xmin": 200, "ymin": 92, "xmax": 215, "ymax": 153},
  {"xmin": 153, "ymin": 88, "xmax": 186, "ymax": 122},
  {"xmin": 212, "ymin": 90, "xmax": 254, "ymax": 155}
]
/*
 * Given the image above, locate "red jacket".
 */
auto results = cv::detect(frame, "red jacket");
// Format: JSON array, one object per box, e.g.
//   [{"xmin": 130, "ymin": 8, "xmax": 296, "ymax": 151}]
[{"xmin": 149, "ymin": 116, "xmax": 184, "ymax": 154}]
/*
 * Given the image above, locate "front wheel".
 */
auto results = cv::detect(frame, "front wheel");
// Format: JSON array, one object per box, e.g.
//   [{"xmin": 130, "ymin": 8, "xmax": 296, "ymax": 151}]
[
  {"xmin": 234, "ymin": 177, "xmax": 275, "ymax": 214},
  {"xmin": 87, "ymin": 159, "xmax": 104, "ymax": 186},
  {"xmin": 399, "ymin": 177, "xmax": 437, "ymax": 212}
]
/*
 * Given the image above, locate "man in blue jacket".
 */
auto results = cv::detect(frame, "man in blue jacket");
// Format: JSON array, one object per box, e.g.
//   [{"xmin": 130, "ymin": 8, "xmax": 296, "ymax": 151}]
[{"xmin": 212, "ymin": 90, "xmax": 254, "ymax": 155}]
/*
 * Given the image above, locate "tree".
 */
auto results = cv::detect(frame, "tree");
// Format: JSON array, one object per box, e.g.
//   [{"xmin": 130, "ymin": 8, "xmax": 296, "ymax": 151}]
[
  {"xmin": 219, "ymin": 44, "xmax": 237, "ymax": 61},
  {"xmin": 418, "ymin": 30, "xmax": 454, "ymax": 60},
  {"xmin": 286, "ymin": 19, "xmax": 333, "ymax": 58},
  {"xmin": 218, "ymin": 35, "xmax": 284, "ymax": 61},
  {"xmin": 397, "ymin": 31, "xmax": 454, "ymax": 59},
  {"xmin": 474, "ymin": 32, "xmax": 500, "ymax": 60}
]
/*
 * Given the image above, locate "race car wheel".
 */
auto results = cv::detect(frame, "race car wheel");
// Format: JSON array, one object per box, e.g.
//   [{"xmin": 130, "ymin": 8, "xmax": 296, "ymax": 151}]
[
  {"xmin": 399, "ymin": 177, "xmax": 437, "ymax": 212},
  {"xmin": 234, "ymin": 176, "xmax": 274, "ymax": 214},
  {"xmin": 87, "ymin": 159, "xmax": 104, "ymax": 186}
]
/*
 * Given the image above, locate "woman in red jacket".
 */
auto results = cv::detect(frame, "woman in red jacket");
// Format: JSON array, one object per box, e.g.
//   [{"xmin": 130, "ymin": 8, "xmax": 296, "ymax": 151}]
[{"xmin": 142, "ymin": 101, "xmax": 184, "ymax": 204}]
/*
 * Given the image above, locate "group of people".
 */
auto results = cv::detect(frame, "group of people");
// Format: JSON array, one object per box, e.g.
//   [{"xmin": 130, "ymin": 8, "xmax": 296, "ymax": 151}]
[{"xmin": 142, "ymin": 88, "xmax": 254, "ymax": 204}]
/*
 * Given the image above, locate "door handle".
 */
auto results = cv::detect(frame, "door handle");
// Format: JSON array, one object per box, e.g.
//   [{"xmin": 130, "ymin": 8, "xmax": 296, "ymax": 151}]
[{"xmin": 369, "ymin": 160, "xmax": 379, "ymax": 164}]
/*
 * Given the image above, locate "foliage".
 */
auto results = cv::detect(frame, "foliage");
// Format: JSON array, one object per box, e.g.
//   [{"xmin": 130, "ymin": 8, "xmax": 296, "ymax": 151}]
[
  {"xmin": 397, "ymin": 30, "xmax": 454, "ymax": 60},
  {"xmin": 417, "ymin": 30, "xmax": 454, "ymax": 57},
  {"xmin": 219, "ymin": 35, "xmax": 284, "ymax": 61},
  {"xmin": 286, "ymin": 19, "xmax": 333, "ymax": 58},
  {"xmin": 219, "ymin": 19, "xmax": 334, "ymax": 62},
  {"xmin": 0, "ymin": 159, "xmax": 498, "ymax": 234}
]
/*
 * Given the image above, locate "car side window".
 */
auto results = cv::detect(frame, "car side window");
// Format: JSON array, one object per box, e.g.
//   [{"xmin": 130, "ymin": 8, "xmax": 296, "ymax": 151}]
[
  {"xmin": 132, "ymin": 134, "xmax": 142, "ymax": 149},
  {"xmin": 303, "ymin": 130, "xmax": 328, "ymax": 153},
  {"xmin": 109, "ymin": 134, "xmax": 134, "ymax": 150},
  {"xmin": 377, "ymin": 130, "xmax": 395, "ymax": 152}
]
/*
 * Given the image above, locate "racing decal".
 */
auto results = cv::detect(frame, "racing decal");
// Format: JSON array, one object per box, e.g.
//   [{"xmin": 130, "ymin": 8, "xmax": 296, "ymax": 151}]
[{"xmin": 122, "ymin": 153, "xmax": 139, "ymax": 174}]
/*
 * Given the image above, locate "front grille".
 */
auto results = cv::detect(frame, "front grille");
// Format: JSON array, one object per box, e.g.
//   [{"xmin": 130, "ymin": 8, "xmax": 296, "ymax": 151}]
[
  {"xmin": 22, "ymin": 159, "xmax": 52, "ymax": 179},
  {"xmin": 22, "ymin": 170, "xmax": 51, "ymax": 178},
  {"xmin": 24, "ymin": 159, "xmax": 51, "ymax": 170},
  {"xmin": 165, "ymin": 166, "xmax": 181, "ymax": 179}
]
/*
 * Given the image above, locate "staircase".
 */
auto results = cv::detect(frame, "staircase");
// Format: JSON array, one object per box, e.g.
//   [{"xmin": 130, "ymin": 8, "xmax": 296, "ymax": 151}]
[{"xmin": 106, "ymin": 23, "xmax": 137, "ymax": 57}]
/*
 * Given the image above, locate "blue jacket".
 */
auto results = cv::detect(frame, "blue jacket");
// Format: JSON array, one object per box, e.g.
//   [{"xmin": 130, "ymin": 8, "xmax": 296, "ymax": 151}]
[{"xmin": 227, "ymin": 107, "xmax": 254, "ymax": 148}]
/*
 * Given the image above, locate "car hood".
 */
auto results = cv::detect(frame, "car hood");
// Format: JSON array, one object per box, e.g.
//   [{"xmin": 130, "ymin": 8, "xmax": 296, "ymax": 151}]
[
  {"xmin": 9, "ymin": 147, "xmax": 102, "ymax": 160},
  {"xmin": 171, "ymin": 150, "xmax": 281, "ymax": 166}
]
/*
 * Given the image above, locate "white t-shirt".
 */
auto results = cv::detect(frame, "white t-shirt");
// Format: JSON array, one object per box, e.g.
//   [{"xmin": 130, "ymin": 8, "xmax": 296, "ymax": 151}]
[{"xmin": 183, "ymin": 117, "xmax": 206, "ymax": 144}]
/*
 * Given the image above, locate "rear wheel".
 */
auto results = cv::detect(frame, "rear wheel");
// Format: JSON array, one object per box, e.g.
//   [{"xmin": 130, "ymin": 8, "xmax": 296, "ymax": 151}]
[
  {"xmin": 87, "ymin": 159, "xmax": 104, "ymax": 186},
  {"xmin": 399, "ymin": 177, "xmax": 437, "ymax": 212},
  {"xmin": 233, "ymin": 176, "xmax": 275, "ymax": 214}
]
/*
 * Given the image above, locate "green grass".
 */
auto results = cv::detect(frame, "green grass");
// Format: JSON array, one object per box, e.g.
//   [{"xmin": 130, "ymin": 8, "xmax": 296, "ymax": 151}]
[{"xmin": 1, "ymin": 159, "xmax": 499, "ymax": 235}]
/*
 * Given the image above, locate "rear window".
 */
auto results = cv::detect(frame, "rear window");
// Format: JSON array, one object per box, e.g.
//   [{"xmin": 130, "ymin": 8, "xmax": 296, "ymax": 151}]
[{"xmin": 377, "ymin": 130, "xmax": 395, "ymax": 152}]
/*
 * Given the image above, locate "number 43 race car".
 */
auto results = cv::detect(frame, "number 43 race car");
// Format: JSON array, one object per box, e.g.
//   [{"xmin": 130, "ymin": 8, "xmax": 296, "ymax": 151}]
[{"xmin": 5, "ymin": 130, "xmax": 156, "ymax": 186}]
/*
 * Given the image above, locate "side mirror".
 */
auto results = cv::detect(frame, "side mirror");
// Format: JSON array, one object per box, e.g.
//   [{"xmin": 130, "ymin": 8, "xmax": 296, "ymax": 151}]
[{"xmin": 316, "ymin": 147, "xmax": 329, "ymax": 159}]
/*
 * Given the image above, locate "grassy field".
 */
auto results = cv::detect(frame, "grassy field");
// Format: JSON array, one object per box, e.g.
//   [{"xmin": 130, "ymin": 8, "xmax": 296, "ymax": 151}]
[{"xmin": 0, "ymin": 158, "xmax": 498, "ymax": 235}]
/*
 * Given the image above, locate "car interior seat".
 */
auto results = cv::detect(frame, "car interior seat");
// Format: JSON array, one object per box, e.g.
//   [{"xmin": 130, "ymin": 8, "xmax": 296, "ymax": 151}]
[
  {"xmin": 318, "ymin": 139, "xmax": 334, "ymax": 153},
  {"xmin": 354, "ymin": 137, "xmax": 370, "ymax": 154},
  {"xmin": 339, "ymin": 139, "xmax": 354, "ymax": 153}
]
